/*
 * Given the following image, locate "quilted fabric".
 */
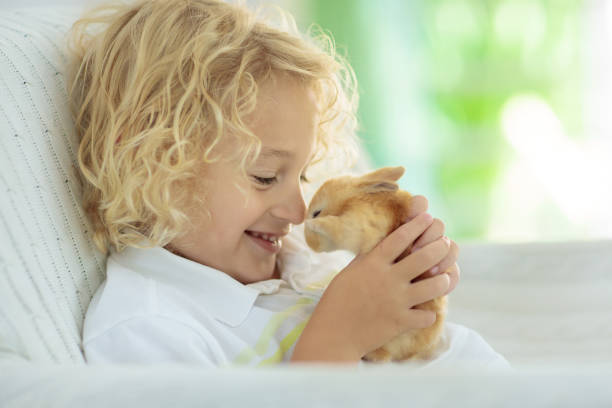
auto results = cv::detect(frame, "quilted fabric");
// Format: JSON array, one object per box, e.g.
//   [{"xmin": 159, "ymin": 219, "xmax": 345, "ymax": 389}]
[{"xmin": 0, "ymin": 8, "xmax": 106, "ymax": 363}]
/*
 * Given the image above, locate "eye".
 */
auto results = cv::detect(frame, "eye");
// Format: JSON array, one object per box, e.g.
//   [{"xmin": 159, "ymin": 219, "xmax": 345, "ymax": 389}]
[
  {"xmin": 312, "ymin": 209, "xmax": 321, "ymax": 218},
  {"xmin": 252, "ymin": 175, "xmax": 277, "ymax": 185}
]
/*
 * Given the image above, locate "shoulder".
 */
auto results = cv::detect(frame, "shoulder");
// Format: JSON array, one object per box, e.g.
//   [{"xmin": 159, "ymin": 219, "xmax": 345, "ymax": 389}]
[
  {"xmin": 84, "ymin": 254, "xmax": 218, "ymax": 340},
  {"xmin": 83, "ymin": 257, "xmax": 154, "ymax": 340},
  {"xmin": 83, "ymin": 314, "xmax": 221, "ymax": 366}
]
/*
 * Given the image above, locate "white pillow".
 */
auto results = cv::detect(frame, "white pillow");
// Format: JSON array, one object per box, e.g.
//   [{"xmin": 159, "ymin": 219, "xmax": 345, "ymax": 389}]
[{"xmin": 0, "ymin": 8, "xmax": 106, "ymax": 363}]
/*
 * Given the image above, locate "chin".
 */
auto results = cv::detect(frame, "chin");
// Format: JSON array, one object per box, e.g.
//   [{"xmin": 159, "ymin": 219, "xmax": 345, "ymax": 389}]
[{"xmin": 234, "ymin": 263, "xmax": 276, "ymax": 285}]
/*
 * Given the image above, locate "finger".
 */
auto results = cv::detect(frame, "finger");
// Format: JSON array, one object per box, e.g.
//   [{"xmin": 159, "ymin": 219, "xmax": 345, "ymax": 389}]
[
  {"xmin": 402, "ymin": 309, "xmax": 437, "ymax": 330},
  {"xmin": 405, "ymin": 195, "xmax": 428, "ymax": 219},
  {"xmin": 436, "ymin": 240, "xmax": 459, "ymax": 273},
  {"xmin": 444, "ymin": 263, "xmax": 460, "ymax": 295},
  {"xmin": 375, "ymin": 213, "xmax": 433, "ymax": 262},
  {"xmin": 396, "ymin": 237, "xmax": 450, "ymax": 281},
  {"xmin": 405, "ymin": 273, "xmax": 450, "ymax": 307},
  {"xmin": 412, "ymin": 218, "xmax": 445, "ymax": 251},
  {"xmin": 413, "ymin": 237, "xmax": 455, "ymax": 280}
]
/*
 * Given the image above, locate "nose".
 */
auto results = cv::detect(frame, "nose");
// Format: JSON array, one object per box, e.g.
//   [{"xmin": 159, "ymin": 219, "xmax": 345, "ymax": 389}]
[{"xmin": 271, "ymin": 182, "xmax": 307, "ymax": 225}]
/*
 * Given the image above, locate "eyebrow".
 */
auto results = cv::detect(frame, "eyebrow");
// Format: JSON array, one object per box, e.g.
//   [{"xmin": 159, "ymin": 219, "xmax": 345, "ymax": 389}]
[
  {"xmin": 256, "ymin": 147, "xmax": 316, "ymax": 168},
  {"xmin": 259, "ymin": 148, "xmax": 294, "ymax": 159}
]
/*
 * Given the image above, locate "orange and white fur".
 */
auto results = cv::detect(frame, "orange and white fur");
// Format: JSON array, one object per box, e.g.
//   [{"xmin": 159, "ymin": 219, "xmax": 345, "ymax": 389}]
[{"xmin": 304, "ymin": 166, "xmax": 447, "ymax": 362}]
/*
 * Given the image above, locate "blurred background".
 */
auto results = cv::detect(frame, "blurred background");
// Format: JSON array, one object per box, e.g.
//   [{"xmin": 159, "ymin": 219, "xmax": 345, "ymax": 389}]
[{"xmin": 2, "ymin": 0, "xmax": 611, "ymax": 243}]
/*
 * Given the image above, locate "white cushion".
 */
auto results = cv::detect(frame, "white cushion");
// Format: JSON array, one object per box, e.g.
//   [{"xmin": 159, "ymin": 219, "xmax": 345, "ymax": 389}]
[{"xmin": 0, "ymin": 8, "xmax": 106, "ymax": 363}]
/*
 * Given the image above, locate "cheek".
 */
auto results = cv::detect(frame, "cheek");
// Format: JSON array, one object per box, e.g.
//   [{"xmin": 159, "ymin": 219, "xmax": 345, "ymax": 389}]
[{"xmin": 206, "ymin": 192, "xmax": 264, "ymax": 235}]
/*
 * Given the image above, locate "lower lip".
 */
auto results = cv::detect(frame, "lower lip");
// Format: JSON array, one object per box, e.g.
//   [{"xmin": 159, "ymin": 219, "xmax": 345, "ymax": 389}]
[{"xmin": 245, "ymin": 232, "xmax": 281, "ymax": 254}]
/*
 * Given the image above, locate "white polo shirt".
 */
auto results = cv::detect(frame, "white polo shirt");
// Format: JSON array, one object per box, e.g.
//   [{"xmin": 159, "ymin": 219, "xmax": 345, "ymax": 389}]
[
  {"xmin": 83, "ymin": 245, "xmax": 322, "ymax": 367},
  {"xmin": 83, "ymin": 229, "xmax": 510, "ymax": 369}
]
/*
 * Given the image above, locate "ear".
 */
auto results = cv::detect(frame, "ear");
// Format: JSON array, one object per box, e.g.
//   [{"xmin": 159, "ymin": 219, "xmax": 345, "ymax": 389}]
[
  {"xmin": 359, "ymin": 180, "xmax": 399, "ymax": 194},
  {"xmin": 361, "ymin": 166, "xmax": 405, "ymax": 182},
  {"xmin": 357, "ymin": 166, "xmax": 404, "ymax": 193}
]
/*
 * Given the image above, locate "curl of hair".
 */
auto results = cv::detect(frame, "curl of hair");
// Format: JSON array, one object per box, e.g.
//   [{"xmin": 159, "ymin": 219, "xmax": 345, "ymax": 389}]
[{"xmin": 67, "ymin": 0, "xmax": 359, "ymax": 254}]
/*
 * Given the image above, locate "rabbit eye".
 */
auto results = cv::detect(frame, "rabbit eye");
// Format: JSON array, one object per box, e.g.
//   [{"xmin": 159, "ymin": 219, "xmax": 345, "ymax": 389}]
[{"xmin": 312, "ymin": 210, "xmax": 321, "ymax": 218}]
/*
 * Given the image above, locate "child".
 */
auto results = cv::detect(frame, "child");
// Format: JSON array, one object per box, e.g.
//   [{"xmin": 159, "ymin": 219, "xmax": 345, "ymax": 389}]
[{"xmin": 70, "ymin": 0, "xmax": 507, "ymax": 367}]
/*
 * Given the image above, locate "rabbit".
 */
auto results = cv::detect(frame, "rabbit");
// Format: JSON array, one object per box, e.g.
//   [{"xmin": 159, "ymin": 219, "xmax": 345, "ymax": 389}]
[{"xmin": 304, "ymin": 166, "xmax": 447, "ymax": 362}]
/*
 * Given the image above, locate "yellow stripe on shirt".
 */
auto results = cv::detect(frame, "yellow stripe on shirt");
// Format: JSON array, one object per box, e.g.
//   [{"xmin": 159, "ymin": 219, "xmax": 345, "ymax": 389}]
[
  {"xmin": 232, "ymin": 297, "xmax": 314, "ymax": 365},
  {"xmin": 303, "ymin": 270, "xmax": 338, "ymax": 293},
  {"xmin": 257, "ymin": 317, "xmax": 310, "ymax": 366}
]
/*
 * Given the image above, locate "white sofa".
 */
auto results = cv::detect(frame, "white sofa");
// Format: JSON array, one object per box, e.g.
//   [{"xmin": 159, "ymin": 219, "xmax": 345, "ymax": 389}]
[{"xmin": 1, "ymin": 8, "xmax": 612, "ymax": 407}]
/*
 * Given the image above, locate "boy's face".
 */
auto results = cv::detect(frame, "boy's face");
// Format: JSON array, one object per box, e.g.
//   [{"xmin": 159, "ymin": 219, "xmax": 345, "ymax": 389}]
[{"xmin": 166, "ymin": 77, "xmax": 317, "ymax": 284}]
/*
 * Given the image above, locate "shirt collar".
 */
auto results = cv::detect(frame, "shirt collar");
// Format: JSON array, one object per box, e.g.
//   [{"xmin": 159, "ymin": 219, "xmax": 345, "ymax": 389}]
[{"xmin": 109, "ymin": 246, "xmax": 261, "ymax": 327}]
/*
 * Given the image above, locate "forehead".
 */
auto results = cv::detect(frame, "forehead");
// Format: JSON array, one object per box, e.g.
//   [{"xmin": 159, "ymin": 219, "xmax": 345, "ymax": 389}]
[{"xmin": 247, "ymin": 76, "xmax": 319, "ymax": 159}]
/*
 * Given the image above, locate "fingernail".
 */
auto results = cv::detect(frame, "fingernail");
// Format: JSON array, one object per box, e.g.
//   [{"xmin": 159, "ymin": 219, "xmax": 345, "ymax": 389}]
[{"xmin": 430, "ymin": 266, "xmax": 439, "ymax": 275}]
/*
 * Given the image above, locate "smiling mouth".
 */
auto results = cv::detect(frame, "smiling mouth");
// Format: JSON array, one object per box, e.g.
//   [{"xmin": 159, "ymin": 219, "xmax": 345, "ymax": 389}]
[{"xmin": 245, "ymin": 230, "xmax": 282, "ymax": 253}]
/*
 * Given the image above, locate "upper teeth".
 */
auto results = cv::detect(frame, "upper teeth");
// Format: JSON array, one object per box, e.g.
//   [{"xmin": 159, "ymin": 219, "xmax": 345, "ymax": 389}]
[{"xmin": 250, "ymin": 231, "xmax": 278, "ymax": 243}]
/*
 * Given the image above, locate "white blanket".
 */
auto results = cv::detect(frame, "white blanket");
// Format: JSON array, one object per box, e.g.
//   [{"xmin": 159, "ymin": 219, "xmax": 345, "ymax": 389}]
[{"xmin": 452, "ymin": 240, "xmax": 612, "ymax": 366}]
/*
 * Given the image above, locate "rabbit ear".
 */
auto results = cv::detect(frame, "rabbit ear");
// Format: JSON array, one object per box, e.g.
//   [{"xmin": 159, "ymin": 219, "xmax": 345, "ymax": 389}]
[
  {"xmin": 357, "ymin": 166, "xmax": 403, "ymax": 193},
  {"xmin": 361, "ymin": 166, "xmax": 405, "ymax": 182},
  {"xmin": 359, "ymin": 180, "xmax": 399, "ymax": 193}
]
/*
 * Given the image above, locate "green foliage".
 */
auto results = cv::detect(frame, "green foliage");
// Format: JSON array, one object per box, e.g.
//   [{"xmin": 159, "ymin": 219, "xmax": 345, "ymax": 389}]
[{"xmin": 308, "ymin": 0, "xmax": 583, "ymax": 240}]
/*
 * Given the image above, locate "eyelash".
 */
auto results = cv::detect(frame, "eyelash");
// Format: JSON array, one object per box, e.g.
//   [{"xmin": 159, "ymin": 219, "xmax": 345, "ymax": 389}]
[{"xmin": 252, "ymin": 175, "xmax": 309, "ymax": 185}]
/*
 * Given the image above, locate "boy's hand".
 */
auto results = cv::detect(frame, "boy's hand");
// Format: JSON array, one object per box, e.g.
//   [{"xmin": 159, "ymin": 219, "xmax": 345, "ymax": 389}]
[
  {"xmin": 407, "ymin": 195, "xmax": 460, "ymax": 295},
  {"xmin": 292, "ymin": 213, "xmax": 451, "ymax": 362}
]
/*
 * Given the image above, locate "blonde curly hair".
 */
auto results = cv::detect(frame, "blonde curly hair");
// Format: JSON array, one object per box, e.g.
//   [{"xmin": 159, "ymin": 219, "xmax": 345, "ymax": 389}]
[{"xmin": 68, "ymin": 0, "xmax": 358, "ymax": 254}]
